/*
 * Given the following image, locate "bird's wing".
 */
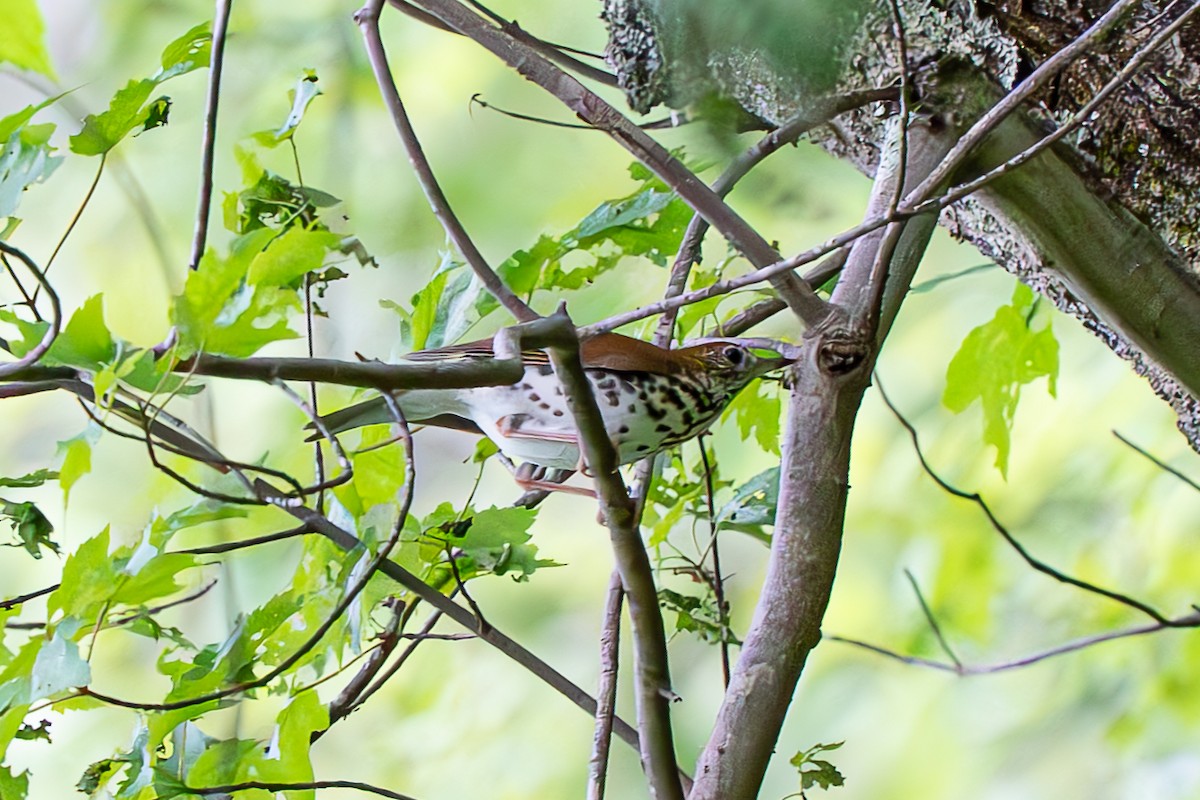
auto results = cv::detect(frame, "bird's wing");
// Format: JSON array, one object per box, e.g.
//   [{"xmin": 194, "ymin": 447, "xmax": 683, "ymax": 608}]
[{"xmin": 403, "ymin": 332, "xmax": 685, "ymax": 374}]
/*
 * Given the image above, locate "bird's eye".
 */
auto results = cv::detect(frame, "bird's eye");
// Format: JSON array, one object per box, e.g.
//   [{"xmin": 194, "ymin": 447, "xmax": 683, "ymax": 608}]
[{"xmin": 724, "ymin": 345, "xmax": 744, "ymax": 365}]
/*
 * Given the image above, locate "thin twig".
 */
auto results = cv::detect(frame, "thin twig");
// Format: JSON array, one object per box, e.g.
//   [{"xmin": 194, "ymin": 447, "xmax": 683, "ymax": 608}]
[
  {"xmin": 37, "ymin": 154, "xmax": 105, "ymax": 297},
  {"xmin": 698, "ymin": 439, "xmax": 730, "ymax": 687},
  {"xmin": 445, "ymin": 547, "xmax": 490, "ymax": 633},
  {"xmin": 173, "ymin": 524, "xmax": 312, "ymax": 555},
  {"xmin": 470, "ymin": 94, "xmax": 675, "ymax": 130},
  {"xmin": 182, "ymin": 779, "xmax": 419, "ymax": 800},
  {"xmin": 875, "ymin": 377, "xmax": 1178, "ymax": 626},
  {"xmin": 1, "ymin": 584, "xmax": 60, "ymax": 611},
  {"xmin": 0, "ymin": 241, "xmax": 62, "ymax": 378},
  {"xmin": 902, "ymin": 569, "xmax": 961, "ymax": 670},
  {"xmin": 588, "ymin": 571, "xmax": 624, "ymax": 800},
  {"xmin": 828, "ymin": 610, "xmax": 1200, "ymax": 675},
  {"xmin": 1113, "ymin": 431, "xmax": 1200, "ymax": 493},
  {"xmin": 188, "ymin": 0, "xmax": 234, "ymax": 271},
  {"xmin": 0, "ymin": 252, "xmax": 38, "ymax": 320}
]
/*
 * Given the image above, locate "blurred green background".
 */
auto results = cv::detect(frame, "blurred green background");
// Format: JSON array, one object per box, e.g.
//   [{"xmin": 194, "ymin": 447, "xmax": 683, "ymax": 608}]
[{"xmin": 3, "ymin": 1, "xmax": 1200, "ymax": 798}]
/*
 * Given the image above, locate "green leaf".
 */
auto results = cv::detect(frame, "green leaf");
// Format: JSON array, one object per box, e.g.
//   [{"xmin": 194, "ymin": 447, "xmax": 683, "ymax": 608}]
[
  {"xmin": 156, "ymin": 22, "xmax": 212, "ymax": 81},
  {"xmin": 455, "ymin": 506, "xmax": 537, "ymax": 550},
  {"xmin": 404, "ymin": 267, "xmax": 449, "ymax": 351},
  {"xmin": 567, "ymin": 189, "xmax": 675, "ymax": 242},
  {"xmin": 154, "ymin": 721, "xmax": 217, "ymax": 793},
  {"xmin": 227, "ymin": 146, "xmax": 340, "ymax": 235},
  {"xmin": 13, "ymin": 719, "xmax": 49, "ymax": 742},
  {"xmin": 658, "ymin": 587, "xmax": 733, "ymax": 644},
  {"xmin": 479, "ymin": 235, "xmax": 557, "ymax": 318},
  {"xmin": 161, "ymin": 498, "xmax": 249, "ymax": 533},
  {"xmin": 68, "ymin": 23, "xmax": 212, "ymax": 156},
  {"xmin": 716, "ymin": 466, "xmax": 779, "ymax": 542},
  {"xmin": 0, "ymin": 118, "xmax": 62, "ymax": 218},
  {"xmin": 942, "ymin": 282, "xmax": 1059, "ymax": 477},
  {"xmin": 336, "ymin": 425, "xmax": 409, "ymax": 516},
  {"xmin": 790, "ymin": 741, "xmax": 846, "ymax": 792},
  {"xmin": 0, "ymin": 469, "xmax": 58, "ymax": 489},
  {"xmin": 723, "ymin": 378, "xmax": 782, "ymax": 455},
  {"xmin": 47, "ymin": 528, "xmax": 119, "ymax": 621},
  {"xmin": 0, "ymin": 0, "xmax": 56, "ymax": 79},
  {"xmin": 29, "ymin": 627, "xmax": 91, "ymax": 701},
  {"xmin": 170, "ymin": 228, "xmax": 301, "ymax": 357},
  {"xmin": 76, "ymin": 758, "xmax": 121, "ymax": 795},
  {"xmin": 246, "ymin": 226, "xmax": 340, "ymax": 287},
  {"xmin": 425, "ymin": 506, "xmax": 560, "ymax": 581},
  {"xmin": 0, "ymin": 498, "xmax": 57, "ymax": 558},
  {"xmin": 56, "ymin": 425, "xmax": 99, "ymax": 505},
  {"xmin": 50, "ymin": 294, "xmax": 117, "ymax": 369},
  {"xmin": 251, "ymin": 69, "xmax": 321, "ymax": 146},
  {"xmin": 69, "ymin": 78, "xmax": 158, "ymax": 156},
  {"xmin": 0, "ymin": 764, "xmax": 29, "ymax": 800}
]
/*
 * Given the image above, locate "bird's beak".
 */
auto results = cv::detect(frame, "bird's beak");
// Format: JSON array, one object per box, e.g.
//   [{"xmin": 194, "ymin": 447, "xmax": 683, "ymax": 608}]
[{"xmin": 750, "ymin": 352, "xmax": 795, "ymax": 379}]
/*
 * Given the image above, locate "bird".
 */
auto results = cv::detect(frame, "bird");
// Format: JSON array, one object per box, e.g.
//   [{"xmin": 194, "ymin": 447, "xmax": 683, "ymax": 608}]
[{"xmin": 315, "ymin": 332, "xmax": 792, "ymax": 491}]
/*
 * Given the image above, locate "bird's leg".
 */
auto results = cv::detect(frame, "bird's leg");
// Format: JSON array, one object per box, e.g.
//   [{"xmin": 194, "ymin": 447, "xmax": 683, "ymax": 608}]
[{"xmin": 496, "ymin": 415, "xmax": 618, "ymax": 497}]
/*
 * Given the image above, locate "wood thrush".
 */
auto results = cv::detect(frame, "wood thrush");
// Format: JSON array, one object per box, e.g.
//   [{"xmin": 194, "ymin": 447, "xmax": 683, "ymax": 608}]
[{"xmin": 317, "ymin": 332, "xmax": 792, "ymax": 480}]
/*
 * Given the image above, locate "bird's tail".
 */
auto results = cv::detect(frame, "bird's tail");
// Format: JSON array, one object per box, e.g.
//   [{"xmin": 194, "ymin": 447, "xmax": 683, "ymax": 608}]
[{"xmin": 306, "ymin": 389, "xmax": 476, "ymax": 441}]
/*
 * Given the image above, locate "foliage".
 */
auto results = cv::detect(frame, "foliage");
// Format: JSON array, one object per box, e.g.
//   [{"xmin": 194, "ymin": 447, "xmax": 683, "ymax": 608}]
[
  {"xmin": 943, "ymin": 281, "xmax": 1059, "ymax": 477},
  {"xmin": 0, "ymin": 3, "xmax": 1195, "ymax": 800},
  {"xmin": 787, "ymin": 741, "xmax": 846, "ymax": 797}
]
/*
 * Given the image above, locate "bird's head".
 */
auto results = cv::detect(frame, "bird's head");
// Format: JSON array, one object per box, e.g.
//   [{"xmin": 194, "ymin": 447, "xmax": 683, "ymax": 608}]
[{"xmin": 685, "ymin": 340, "xmax": 795, "ymax": 391}]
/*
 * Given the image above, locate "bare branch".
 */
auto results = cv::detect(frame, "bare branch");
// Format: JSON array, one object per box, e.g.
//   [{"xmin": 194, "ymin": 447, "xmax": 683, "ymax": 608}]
[
  {"xmin": 1114, "ymin": 431, "xmax": 1200, "ymax": 492},
  {"xmin": 542, "ymin": 304, "xmax": 683, "ymax": 800},
  {"xmin": 588, "ymin": 572, "xmax": 624, "ymax": 800},
  {"xmin": 188, "ymin": 0, "xmax": 233, "ymax": 271},
  {"xmin": 828, "ymin": 610, "xmax": 1200, "ymax": 675},
  {"xmin": 355, "ymin": 0, "xmax": 538, "ymax": 323},
  {"xmin": 183, "ymin": 779, "xmax": 419, "ymax": 800},
  {"xmin": 0, "ymin": 241, "xmax": 62, "ymax": 378},
  {"xmin": 876, "ymin": 378, "xmax": 1182, "ymax": 626}
]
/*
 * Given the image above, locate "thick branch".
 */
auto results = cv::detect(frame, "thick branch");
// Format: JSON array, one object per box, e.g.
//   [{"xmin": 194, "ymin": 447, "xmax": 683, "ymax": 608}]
[
  {"xmin": 688, "ymin": 121, "xmax": 952, "ymax": 800},
  {"xmin": 544, "ymin": 306, "xmax": 683, "ymax": 800}
]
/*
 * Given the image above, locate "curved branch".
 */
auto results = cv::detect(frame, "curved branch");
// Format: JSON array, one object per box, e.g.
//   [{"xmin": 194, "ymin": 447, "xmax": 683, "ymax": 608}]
[
  {"xmin": 356, "ymin": 0, "xmax": 538, "ymax": 323},
  {"xmin": 188, "ymin": 0, "xmax": 233, "ymax": 271},
  {"xmin": 0, "ymin": 241, "xmax": 62, "ymax": 378}
]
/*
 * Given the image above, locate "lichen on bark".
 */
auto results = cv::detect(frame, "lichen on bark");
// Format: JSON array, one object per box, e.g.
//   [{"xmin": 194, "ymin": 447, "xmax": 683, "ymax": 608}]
[{"xmin": 602, "ymin": 0, "xmax": 1200, "ymax": 450}]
